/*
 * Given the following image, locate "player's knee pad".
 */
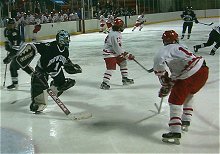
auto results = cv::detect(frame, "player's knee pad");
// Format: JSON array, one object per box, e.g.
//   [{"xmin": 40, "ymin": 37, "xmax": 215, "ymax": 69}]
[
  {"xmin": 49, "ymin": 83, "xmax": 63, "ymax": 97},
  {"xmin": 49, "ymin": 78, "xmax": 75, "ymax": 97}
]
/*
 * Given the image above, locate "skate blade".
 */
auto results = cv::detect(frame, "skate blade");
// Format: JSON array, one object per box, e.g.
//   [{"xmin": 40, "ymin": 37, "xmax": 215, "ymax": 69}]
[
  {"xmin": 68, "ymin": 112, "xmax": 92, "ymax": 120},
  {"xmin": 123, "ymin": 82, "xmax": 134, "ymax": 85},
  {"xmin": 162, "ymin": 138, "xmax": 180, "ymax": 145}
]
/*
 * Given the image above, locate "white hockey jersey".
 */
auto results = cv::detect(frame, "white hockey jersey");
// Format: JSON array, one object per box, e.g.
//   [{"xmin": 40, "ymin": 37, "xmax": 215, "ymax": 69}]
[
  {"xmin": 153, "ymin": 43, "xmax": 204, "ymax": 80},
  {"xmin": 102, "ymin": 31, "xmax": 125, "ymax": 58},
  {"xmin": 136, "ymin": 15, "xmax": 146, "ymax": 23}
]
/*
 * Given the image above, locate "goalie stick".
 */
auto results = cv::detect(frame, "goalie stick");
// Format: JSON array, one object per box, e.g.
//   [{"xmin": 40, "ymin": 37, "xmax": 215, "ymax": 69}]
[
  {"xmin": 47, "ymin": 89, "xmax": 92, "ymax": 120},
  {"xmin": 198, "ymin": 22, "xmax": 214, "ymax": 26},
  {"xmin": 133, "ymin": 59, "xmax": 154, "ymax": 73}
]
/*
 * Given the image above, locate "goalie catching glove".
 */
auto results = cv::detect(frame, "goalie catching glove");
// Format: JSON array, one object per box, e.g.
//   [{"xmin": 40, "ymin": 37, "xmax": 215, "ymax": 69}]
[{"xmin": 63, "ymin": 58, "xmax": 82, "ymax": 74}]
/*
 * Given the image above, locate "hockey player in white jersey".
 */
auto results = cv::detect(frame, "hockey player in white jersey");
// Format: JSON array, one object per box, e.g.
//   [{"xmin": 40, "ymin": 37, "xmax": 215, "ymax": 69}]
[
  {"xmin": 132, "ymin": 13, "xmax": 146, "ymax": 31},
  {"xmin": 99, "ymin": 15, "xmax": 106, "ymax": 33},
  {"xmin": 100, "ymin": 18, "xmax": 135, "ymax": 90},
  {"xmin": 193, "ymin": 25, "xmax": 220, "ymax": 55},
  {"xmin": 105, "ymin": 14, "xmax": 114, "ymax": 33},
  {"xmin": 153, "ymin": 30, "xmax": 209, "ymax": 144}
]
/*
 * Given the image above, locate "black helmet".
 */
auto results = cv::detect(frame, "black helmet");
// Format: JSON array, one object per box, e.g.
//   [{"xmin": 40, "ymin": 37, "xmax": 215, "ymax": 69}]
[{"xmin": 7, "ymin": 18, "xmax": 15, "ymax": 25}]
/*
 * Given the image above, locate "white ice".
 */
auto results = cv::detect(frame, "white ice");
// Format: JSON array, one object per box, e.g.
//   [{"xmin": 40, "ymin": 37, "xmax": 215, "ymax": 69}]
[{"xmin": 0, "ymin": 18, "xmax": 219, "ymax": 154}]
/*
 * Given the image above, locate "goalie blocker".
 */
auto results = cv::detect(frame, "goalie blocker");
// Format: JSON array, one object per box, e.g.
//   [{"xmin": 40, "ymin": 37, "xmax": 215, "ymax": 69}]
[{"xmin": 16, "ymin": 44, "xmax": 36, "ymax": 68}]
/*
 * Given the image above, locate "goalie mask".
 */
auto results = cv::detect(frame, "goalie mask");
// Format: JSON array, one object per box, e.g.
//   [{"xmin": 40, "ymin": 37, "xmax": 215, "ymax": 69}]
[
  {"xmin": 162, "ymin": 30, "xmax": 179, "ymax": 45},
  {"xmin": 112, "ymin": 18, "xmax": 124, "ymax": 32},
  {"xmin": 56, "ymin": 30, "xmax": 70, "ymax": 48}
]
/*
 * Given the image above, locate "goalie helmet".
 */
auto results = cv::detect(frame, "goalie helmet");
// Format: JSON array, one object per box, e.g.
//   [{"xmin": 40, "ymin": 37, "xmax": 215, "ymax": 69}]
[
  {"xmin": 56, "ymin": 30, "xmax": 70, "ymax": 48},
  {"xmin": 162, "ymin": 30, "xmax": 179, "ymax": 45},
  {"xmin": 112, "ymin": 18, "xmax": 124, "ymax": 32}
]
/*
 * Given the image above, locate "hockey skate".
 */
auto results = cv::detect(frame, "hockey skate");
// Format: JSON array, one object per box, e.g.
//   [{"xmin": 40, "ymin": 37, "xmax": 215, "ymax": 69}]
[
  {"xmin": 7, "ymin": 83, "xmax": 18, "ymax": 90},
  {"xmin": 30, "ymin": 102, "xmax": 47, "ymax": 113},
  {"xmin": 181, "ymin": 35, "xmax": 184, "ymax": 39},
  {"xmin": 181, "ymin": 121, "xmax": 190, "ymax": 132},
  {"xmin": 100, "ymin": 82, "xmax": 110, "ymax": 90},
  {"xmin": 162, "ymin": 132, "xmax": 181, "ymax": 145},
  {"xmin": 122, "ymin": 77, "xmax": 134, "ymax": 85},
  {"xmin": 193, "ymin": 45, "xmax": 199, "ymax": 52}
]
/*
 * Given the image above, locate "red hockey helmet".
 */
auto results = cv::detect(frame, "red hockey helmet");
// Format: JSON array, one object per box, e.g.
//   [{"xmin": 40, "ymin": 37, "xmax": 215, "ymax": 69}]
[
  {"xmin": 162, "ymin": 30, "xmax": 179, "ymax": 45},
  {"xmin": 112, "ymin": 18, "xmax": 124, "ymax": 32}
]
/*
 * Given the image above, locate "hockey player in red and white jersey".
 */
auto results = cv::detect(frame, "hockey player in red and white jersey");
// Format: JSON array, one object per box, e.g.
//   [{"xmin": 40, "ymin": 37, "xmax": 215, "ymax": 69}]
[
  {"xmin": 100, "ymin": 18, "xmax": 135, "ymax": 90},
  {"xmin": 99, "ymin": 15, "xmax": 106, "ymax": 32},
  {"xmin": 153, "ymin": 30, "xmax": 209, "ymax": 144},
  {"xmin": 105, "ymin": 14, "xmax": 114, "ymax": 33},
  {"xmin": 132, "ymin": 13, "xmax": 146, "ymax": 31}
]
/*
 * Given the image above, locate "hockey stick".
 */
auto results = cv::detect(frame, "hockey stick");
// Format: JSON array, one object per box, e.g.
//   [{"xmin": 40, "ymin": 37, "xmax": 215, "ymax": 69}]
[
  {"xmin": 154, "ymin": 97, "xmax": 164, "ymax": 114},
  {"xmin": 133, "ymin": 59, "xmax": 154, "ymax": 73},
  {"xmin": 46, "ymin": 88, "xmax": 92, "ymax": 120},
  {"xmin": 135, "ymin": 97, "xmax": 164, "ymax": 123},
  {"xmin": 2, "ymin": 63, "xmax": 8, "ymax": 87},
  {"xmin": 198, "ymin": 22, "xmax": 214, "ymax": 26},
  {"xmin": 2, "ymin": 51, "xmax": 9, "ymax": 88}
]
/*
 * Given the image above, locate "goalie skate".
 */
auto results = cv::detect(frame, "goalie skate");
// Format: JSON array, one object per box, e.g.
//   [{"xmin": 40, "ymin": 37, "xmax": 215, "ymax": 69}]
[
  {"xmin": 162, "ymin": 132, "xmax": 181, "ymax": 145},
  {"xmin": 68, "ymin": 111, "xmax": 92, "ymax": 120}
]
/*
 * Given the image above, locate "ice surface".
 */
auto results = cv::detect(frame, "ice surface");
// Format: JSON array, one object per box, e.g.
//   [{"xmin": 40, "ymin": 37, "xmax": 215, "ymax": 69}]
[{"xmin": 0, "ymin": 18, "xmax": 219, "ymax": 153}]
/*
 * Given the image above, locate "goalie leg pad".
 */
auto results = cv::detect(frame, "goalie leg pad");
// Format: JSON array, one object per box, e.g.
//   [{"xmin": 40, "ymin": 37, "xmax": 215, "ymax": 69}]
[
  {"xmin": 58, "ymin": 78, "xmax": 75, "ymax": 92},
  {"xmin": 30, "ymin": 90, "xmax": 48, "ymax": 112},
  {"xmin": 50, "ymin": 78, "xmax": 75, "ymax": 96}
]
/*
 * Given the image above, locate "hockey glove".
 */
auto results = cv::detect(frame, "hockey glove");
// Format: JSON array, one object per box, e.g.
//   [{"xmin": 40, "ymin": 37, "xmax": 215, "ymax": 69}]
[
  {"xmin": 158, "ymin": 86, "xmax": 171, "ymax": 98},
  {"xmin": 3, "ymin": 50, "xmax": 17, "ymax": 64},
  {"xmin": 3, "ymin": 55, "xmax": 13, "ymax": 64},
  {"xmin": 63, "ymin": 58, "xmax": 82, "ymax": 74},
  {"xmin": 121, "ymin": 52, "xmax": 135, "ymax": 60},
  {"xmin": 210, "ymin": 50, "xmax": 215, "ymax": 55},
  {"xmin": 5, "ymin": 41, "xmax": 12, "ymax": 51}
]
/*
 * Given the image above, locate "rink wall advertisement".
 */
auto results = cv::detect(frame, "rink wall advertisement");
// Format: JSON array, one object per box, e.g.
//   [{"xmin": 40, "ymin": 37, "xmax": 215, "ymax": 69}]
[{"xmin": 0, "ymin": 9, "xmax": 219, "ymax": 45}]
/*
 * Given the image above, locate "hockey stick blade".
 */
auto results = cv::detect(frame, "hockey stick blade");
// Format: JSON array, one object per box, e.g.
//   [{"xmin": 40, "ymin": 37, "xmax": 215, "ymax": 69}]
[{"xmin": 68, "ymin": 111, "xmax": 92, "ymax": 120}]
